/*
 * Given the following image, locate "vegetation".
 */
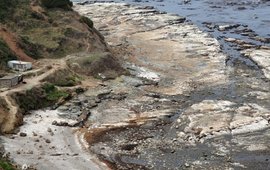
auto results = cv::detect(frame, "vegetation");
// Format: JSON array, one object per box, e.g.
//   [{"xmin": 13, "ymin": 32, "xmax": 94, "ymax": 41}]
[
  {"xmin": 12, "ymin": 84, "xmax": 69, "ymax": 114},
  {"xmin": 43, "ymin": 68, "xmax": 81, "ymax": 87},
  {"xmin": 42, "ymin": 83, "xmax": 69, "ymax": 100},
  {"xmin": 67, "ymin": 53, "xmax": 127, "ymax": 79},
  {"xmin": 41, "ymin": 0, "xmax": 73, "ymax": 10},
  {"xmin": 0, "ymin": 0, "xmax": 17, "ymax": 22},
  {"xmin": 79, "ymin": 16, "xmax": 94, "ymax": 29},
  {"xmin": 0, "ymin": 0, "xmax": 105, "ymax": 63},
  {"xmin": 0, "ymin": 160, "xmax": 16, "ymax": 170},
  {"xmin": 18, "ymin": 36, "xmax": 42, "ymax": 59},
  {"xmin": 0, "ymin": 38, "xmax": 17, "ymax": 70}
]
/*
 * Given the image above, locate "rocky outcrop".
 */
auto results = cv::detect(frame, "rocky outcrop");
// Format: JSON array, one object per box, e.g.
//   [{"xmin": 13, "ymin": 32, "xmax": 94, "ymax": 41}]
[{"xmin": 242, "ymin": 49, "xmax": 270, "ymax": 79}]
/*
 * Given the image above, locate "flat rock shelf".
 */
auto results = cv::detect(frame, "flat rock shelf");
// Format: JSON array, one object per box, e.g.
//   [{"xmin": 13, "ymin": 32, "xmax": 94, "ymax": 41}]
[{"xmin": 74, "ymin": 2, "xmax": 270, "ymax": 170}]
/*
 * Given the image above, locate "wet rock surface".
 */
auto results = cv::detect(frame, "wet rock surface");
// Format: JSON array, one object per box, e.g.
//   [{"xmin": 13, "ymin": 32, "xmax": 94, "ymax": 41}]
[{"xmin": 74, "ymin": 2, "xmax": 270, "ymax": 170}]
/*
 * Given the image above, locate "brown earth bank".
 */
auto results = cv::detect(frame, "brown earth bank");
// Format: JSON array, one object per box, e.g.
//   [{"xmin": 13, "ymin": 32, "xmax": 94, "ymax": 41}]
[
  {"xmin": 73, "ymin": 2, "xmax": 270, "ymax": 170},
  {"xmin": 0, "ymin": 0, "xmax": 111, "ymax": 71}
]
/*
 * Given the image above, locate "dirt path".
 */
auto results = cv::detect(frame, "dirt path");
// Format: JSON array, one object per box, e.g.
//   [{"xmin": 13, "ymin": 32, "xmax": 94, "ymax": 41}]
[
  {"xmin": 0, "ymin": 59, "xmax": 63, "ymax": 132},
  {"xmin": 0, "ymin": 57, "xmax": 109, "ymax": 169}
]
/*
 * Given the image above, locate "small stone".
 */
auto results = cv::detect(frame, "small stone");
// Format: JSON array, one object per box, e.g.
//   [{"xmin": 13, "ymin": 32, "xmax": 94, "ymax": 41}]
[
  {"xmin": 32, "ymin": 132, "xmax": 38, "ymax": 136},
  {"xmin": 27, "ymin": 150, "xmax": 34, "ymax": 154},
  {"xmin": 184, "ymin": 163, "xmax": 190, "ymax": 167},
  {"xmin": 45, "ymin": 139, "xmax": 51, "ymax": 143},
  {"xmin": 47, "ymin": 128, "xmax": 52, "ymax": 133},
  {"xmin": 34, "ymin": 139, "xmax": 40, "ymax": 142},
  {"xmin": 52, "ymin": 120, "xmax": 57, "ymax": 125},
  {"xmin": 19, "ymin": 132, "xmax": 27, "ymax": 137},
  {"xmin": 16, "ymin": 150, "xmax": 21, "ymax": 154}
]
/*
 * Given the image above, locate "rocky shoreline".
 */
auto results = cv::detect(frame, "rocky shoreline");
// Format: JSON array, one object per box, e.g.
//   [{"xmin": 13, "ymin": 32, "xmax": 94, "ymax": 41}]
[
  {"xmin": 74, "ymin": 2, "xmax": 270, "ymax": 169},
  {"xmin": 1, "ymin": 1, "xmax": 269, "ymax": 169}
]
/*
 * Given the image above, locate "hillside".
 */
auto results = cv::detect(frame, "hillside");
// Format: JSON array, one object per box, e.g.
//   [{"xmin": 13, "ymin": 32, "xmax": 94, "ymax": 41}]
[{"xmin": 0, "ymin": 0, "xmax": 110, "ymax": 71}]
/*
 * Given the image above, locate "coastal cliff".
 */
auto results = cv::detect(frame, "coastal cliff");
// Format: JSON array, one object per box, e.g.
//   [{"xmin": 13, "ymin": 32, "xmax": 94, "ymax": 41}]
[{"xmin": 0, "ymin": 0, "xmax": 125, "ymax": 134}]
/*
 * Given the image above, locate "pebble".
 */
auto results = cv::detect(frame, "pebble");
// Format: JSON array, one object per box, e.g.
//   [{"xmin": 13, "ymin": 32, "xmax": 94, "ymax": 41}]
[
  {"xmin": 184, "ymin": 163, "xmax": 190, "ymax": 167},
  {"xmin": 45, "ymin": 139, "xmax": 51, "ymax": 143},
  {"xmin": 32, "ymin": 131, "xmax": 38, "ymax": 136},
  {"xmin": 19, "ymin": 132, "xmax": 27, "ymax": 137},
  {"xmin": 47, "ymin": 127, "xmax": 52, "ymax": 133}
]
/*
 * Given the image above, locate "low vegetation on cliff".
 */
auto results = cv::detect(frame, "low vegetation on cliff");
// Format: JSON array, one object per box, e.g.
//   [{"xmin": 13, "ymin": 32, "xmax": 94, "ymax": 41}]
[
  {"xmin": 12, "ymin": 83, "xmax": 70, "ymax": 114},
  {"xmin": 0, "ymin": 39, "xmax": 17, "ymax": 70},
  {"xmin": 0, "ymin": 0, "xmax": 108, "ymax": 65},
  {"xmin": 67, "ymin": 52, "xmax": 127, "ymax": 79}
]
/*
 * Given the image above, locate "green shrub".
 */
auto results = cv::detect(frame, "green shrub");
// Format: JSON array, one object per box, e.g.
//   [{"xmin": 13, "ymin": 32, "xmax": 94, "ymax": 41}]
[
  {"xmin": 0, "ymin": 38, "xmax": 17, "ymax": 70},
  {"xmin": 0, "ymin": 160, "xmax": 15, "ymax": 170},
  {"xmin": 43, "ymin": 83, "xmax": 56, "ymax": 93},
  {"xmin": 79, "ymin": 16, "xmax": 94, "ymax": 28},
  {"xmin": 0, "ymin": 0, "xmax": 17, "ymax": 22},
  {"xmin": 41, "ymin": 0, "xmax": 73, "ymax": 10},
  {"xmin": 42, "ymin": 83, "xmax": 69, "ymax": 101}
]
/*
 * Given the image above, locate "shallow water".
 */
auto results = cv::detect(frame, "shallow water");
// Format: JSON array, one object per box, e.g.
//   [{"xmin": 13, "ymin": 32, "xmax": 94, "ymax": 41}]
[{"xmin": 74, "ymin": 0, "xmax": 270, "ymax": 67}]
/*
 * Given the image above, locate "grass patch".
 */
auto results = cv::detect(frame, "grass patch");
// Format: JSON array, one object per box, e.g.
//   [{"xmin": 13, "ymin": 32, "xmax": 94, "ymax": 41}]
[
  {"xmin": 67, "ymin": 52, "xmax": 126, "ymax": 79},
  {"xmin": 13, "ymin": 83, "xmax": 69, "ymax": 113},
  {"xmin": 42, "ymin": 83, "xmax": 69, "ymax": 101},
  {"xmin": 23, "ymin": 27, "xmax": 64, "ymax": 49},
  {"xmin": 43, "ymin": 68, "xmax": 81, "ymax": 87},
  {"xmin": 0, "ymin": 160, "xmax": 16, "ymax": 170}
]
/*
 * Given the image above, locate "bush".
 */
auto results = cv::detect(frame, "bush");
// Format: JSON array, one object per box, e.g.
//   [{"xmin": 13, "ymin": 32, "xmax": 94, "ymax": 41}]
[
  {"xmin": 79, "ymin": 16, "xmax": 94, "ymax": 28},
  {"xmin": 0, "ymin": 38, "xmax": 17, "ymax": 70},
  {"xmin": 41, "ymin": 0, "xmax": 73, "ymax": 10},
  {"xmin": 0, "ymin": 0, "xmax": 17, "ymax": 22},
  {"xmin": 0, "ymin": 160, "xmax": 15, "ymax": 170},
  {"xmin": 42, "ymin": 83, "xmax": 69, "ymax": 101}
]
